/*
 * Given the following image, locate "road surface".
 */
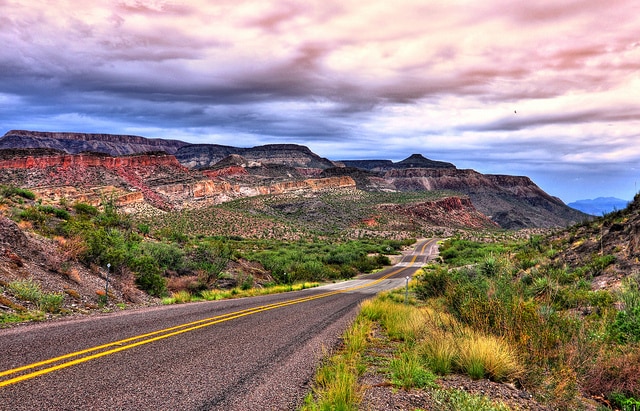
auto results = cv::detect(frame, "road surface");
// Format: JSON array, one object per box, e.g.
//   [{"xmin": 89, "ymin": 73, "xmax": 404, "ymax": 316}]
[{"xmin": 0, "ymin": 238, "xmax": 439, "ymax": 410}]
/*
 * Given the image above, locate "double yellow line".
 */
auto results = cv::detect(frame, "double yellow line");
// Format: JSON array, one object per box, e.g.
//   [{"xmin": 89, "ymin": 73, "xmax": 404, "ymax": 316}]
[{"xmin": 0, "ymin": 240, "xmax": 433, "ymax": 388}]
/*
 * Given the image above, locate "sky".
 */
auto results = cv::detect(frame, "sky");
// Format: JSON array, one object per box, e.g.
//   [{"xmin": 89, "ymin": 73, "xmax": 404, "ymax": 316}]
[{"xmin": 1, "ymin": 0, "xmax": 639, "ymax": 203}]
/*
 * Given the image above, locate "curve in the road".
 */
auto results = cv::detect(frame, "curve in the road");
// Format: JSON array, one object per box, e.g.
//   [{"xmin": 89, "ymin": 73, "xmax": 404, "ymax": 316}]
[{"xmin": 0, "ymin": 239, "xmax": 438, "ymax": 389}]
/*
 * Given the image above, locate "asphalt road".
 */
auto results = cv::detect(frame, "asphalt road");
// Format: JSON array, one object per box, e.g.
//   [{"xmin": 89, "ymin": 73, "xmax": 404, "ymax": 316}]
[{"xmin": 0, "ymin": 238, "xmax": 439, "ymax": 410}]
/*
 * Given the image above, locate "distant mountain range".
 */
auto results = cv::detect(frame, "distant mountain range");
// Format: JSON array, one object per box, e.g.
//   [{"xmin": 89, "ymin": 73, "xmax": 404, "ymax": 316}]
[
  {"xmin": 568, "ymin": 197, "xmax": 630, "ymax": 216},
  {"xmin": 0, "ymin": 129, "xmax": 588, "ymax": 229}
]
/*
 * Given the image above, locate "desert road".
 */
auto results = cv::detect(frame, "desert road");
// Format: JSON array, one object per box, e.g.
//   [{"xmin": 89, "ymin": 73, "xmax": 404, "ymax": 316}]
[{"xmin": 0, "ymin": 238, "xmax": 439, "ymax": 410}]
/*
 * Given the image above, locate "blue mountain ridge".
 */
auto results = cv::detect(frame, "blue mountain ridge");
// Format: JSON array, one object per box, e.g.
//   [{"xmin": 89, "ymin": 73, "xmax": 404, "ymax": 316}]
[{"xmin": 568, "ymin": 197, "xmax": 630, "ymax": 216}]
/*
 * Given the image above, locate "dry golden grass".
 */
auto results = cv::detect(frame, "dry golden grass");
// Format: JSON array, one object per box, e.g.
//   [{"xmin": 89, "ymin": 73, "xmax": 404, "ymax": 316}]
[
  {"xmin": 56, "ymin": 235, "xmax": 87, "ymax": 261},
  {"xmin": 418, "ymin": 328, "xmax": 457, "ymax": 375},
  {"xmin": 360, "ymin": 297, "xmax": 426, "ymax": 342},
  {"xmin": 455, "ymin": 329, "xmax": 522, "ymax": 382},
  {"xmin": 169, "ymin": 290, "xmax": 193, "ymax": 304},
  {"xmin": 61, "ymin": 268, "xmax": 82, "ymax": 284},
  {"xmin": 364, "ymin": 297, "xmax": 522, "ymax": 384},
  {"xmin": 17, "ymin": 220, "xmax": 32, "ymax": 230}
]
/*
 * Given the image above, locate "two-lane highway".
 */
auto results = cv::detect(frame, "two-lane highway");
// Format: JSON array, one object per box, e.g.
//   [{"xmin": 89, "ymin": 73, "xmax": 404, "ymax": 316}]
[{"xmin": 0, "ymin": 238, "xmax": 439, "ymax": 410}]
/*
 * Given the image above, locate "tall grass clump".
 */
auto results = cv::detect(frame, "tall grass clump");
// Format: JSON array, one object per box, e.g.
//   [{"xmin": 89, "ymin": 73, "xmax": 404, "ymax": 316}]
[
  {"xmin": 7, "ymin": 279, "xmax": 64, "ymax": 313},
  {"xmin": 455, "ymin": 329, "xmax": 522, "ymax": 382},
  {"xmin": 302, "ymin": 316, "xmax": 371, "ymax": 411},
  {"xmin": 342, "ymin": 318, "xmax": 371, "ymax": 359},
  {"xmin": 363, "ymin": 295, "xmax": 521, "ymax": 383},
  {"xmin": 163, "ymin": 290, "xmax": 194, "ymax": 304},
  {"xmin": 311, "ymin": 361, "xmax": 359, "ymax": 411},
  {"xmin": 8, "ymin": 279, "xmax": 42, "ymax": 302},
  {"xmin": 417, "ymin": 328, "xmax": 457, "ymax": 375},
  {"xmin": 36, "ymin": 292, "xmax": 64, "ymax": 313},
  {"xmin": 389, "ymin": 349, "xmax": 436, "ymax": 389},
  {"xmin": 359, "ymin": 295, "xmax": 424, "ymax": 342}
]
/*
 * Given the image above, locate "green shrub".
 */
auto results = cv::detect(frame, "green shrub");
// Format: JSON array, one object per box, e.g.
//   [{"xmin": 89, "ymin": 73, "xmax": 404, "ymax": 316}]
[
  {"xmin": 240, "ymin": 275, "xmax": 254, "ymax": 290},
  {"xmin": 609, "ymin": 393, "xmax": 640, "ymax": 411},
  {"xmin": 94, "ymin": 200, "xmax": 130, "ymax": 229},
  {"xmin": 590, "ymin": 254, "xmax": 616, "ymax": 273},
  {"xmin": 2, "ymin": 186, "xmax": 36, "ymax": 200},
  {"xmin": 39, "ymin": 205, "xmax": 71, "ymax": 220},
  {"xmin": 73, "ymin": 202, "xmax": 99, "ymax": 216},
  {"xmin": 8, "ymin": 280, "xmax": 64, "ymax": 313},
  {"xmin": 389, "ymin": 350, "xmax": 436, "ymax": 389},
  {"xmin": 8, "ymin": 279, "xmax": 42, "ymax": 302},
  {"xmin": 480, "ymin": 256, "xmax": 500, "ymax": 277},
  {"xmin": 530, "ymin": 276, "xmax": 558, "ymax": 300},
  {"xmin": 131, "ymin": 255, "xmax": 167, "ymax": 297},
  {"xmin": 188, "ymin": 241, "xmax": 231, "ymax": 285},
  {"xmin": 37, "ymin": 292, "xmax": 64, "ymax": 313},
  {"xmin": 18, "ymin": 207, "xmax": 46, "ymax": 224},
  {"xmin": 609, "ymin": 278, "xmax": 640, "ymax": 343},
  {"xmin": 415, "ymin": 266, "xmax": 450, "ymax": 299},
  {"xmin": 141, "ymin": 241, "xmax": 184, "ymax": 270},
  {"xmin": 82, "ymin": 227, "xmax": 128, "ymax": 268}
]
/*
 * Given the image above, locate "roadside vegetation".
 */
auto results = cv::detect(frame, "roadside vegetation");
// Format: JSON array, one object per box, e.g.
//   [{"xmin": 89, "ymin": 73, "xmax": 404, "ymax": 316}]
[
  {"xmin": 5, "ymin": 182, "xmax": 640, "ymax": 409},
  {"xmin": 416, "ymin": 233, "xmax": 638, "ymax": 410},
  {"xmin": 302, "ymin": 293, "xmax": 514, "ymax": 411},
  {"xmin": 304, "ymin": 202, "xmax": 640, "ymax": 411},
  {"xmin": 161, "ymin": 282, "xmax": 319, "ymax": 304},
  {"xmin": 0, "ymin": 185, "xmax": 413, "ymax": 324}
]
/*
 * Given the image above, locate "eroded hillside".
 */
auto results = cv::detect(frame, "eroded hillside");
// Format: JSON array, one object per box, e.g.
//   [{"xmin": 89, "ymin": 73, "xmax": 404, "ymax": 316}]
[
  {"xmin": 0, "ymin": 130, "xmax": 587, "ymax": 229},
  {"xmin": 551, "ymin": 193, "xmax": 640, "ymax": 290}
]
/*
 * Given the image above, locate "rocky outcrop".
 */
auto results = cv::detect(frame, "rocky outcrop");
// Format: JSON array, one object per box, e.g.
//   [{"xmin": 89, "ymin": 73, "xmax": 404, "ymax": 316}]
[
  {"xmin": 0, "ymin": 151, "xmax": 186, "ymax": 170},
  {"xmin": 376, "ymin": 196, "xmax": 498, "ymax": 230},
  {"xmin": 0, "ymin": 130, "xmax": 189, "ymax": 156},
  {"xmin": 155, "ymin": 176, "xmax": 355, "ymax": 206},
  {"xmin": 384, "ymin": 168, "xmax": 586, "ymax": 228},
  {"xmin": 0, "ymin": 151, "xmax": 194, "ymax": 210},
  {"xmin": 175, "ymin": 143, "xmax": 336, "ymax": 170},
  {"xmin": 33, "ymin": 186, "xmax": 145, "ymax": 207},
  {"xmin": 155, "ymin": 180, "xmax": 236, "ymax": 203},
  {"xmin": 0, "ymin": 146, "xmax": 356, "ymax": 211},
  {"xmin": 202, "ymin": 166, "xmax": 249, "ymax": 178},
  {"xmin": 259, "ymin": 176, "xmax": 355, "ymax": 195},
  {"xmin": 394, "ymin": 154, "xmax": 456, "ymax": 169}
]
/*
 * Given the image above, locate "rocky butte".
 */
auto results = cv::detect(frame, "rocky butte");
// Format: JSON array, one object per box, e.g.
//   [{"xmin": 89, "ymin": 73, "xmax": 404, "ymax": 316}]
[{"xmin": 0, "ymin": 130, "xmax": 587, "ymax": 228}]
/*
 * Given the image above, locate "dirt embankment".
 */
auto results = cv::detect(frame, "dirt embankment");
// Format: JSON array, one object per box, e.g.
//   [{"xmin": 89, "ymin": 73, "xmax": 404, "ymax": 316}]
[{"xmin": 0, "ymin": 216, "xmax": 153, "ymax": 316}]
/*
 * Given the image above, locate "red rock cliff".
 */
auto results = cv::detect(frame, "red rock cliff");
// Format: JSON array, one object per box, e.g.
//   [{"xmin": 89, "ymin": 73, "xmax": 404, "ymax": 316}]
[{"xmin": 0, "ymin": 152, "xmax": 187, "ymax": 170}]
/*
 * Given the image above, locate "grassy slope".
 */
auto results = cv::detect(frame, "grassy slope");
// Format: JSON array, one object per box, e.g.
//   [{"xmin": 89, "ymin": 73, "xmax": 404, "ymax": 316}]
[{"xmin": 139, "ymin": 189, "xmax": 470, "ymax": 241}]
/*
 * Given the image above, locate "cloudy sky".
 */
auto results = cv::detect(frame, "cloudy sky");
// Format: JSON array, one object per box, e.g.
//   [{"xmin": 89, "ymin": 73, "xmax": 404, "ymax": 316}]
[{"xmin": 1, "ymin": 0, "xmax": 639, "ymax": 203}]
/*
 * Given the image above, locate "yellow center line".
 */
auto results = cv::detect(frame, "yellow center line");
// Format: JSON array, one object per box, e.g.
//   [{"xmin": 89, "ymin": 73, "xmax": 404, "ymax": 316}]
[{"xmin": 0, "ymin": 240, "xmax": 432, "ymax": 388}]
